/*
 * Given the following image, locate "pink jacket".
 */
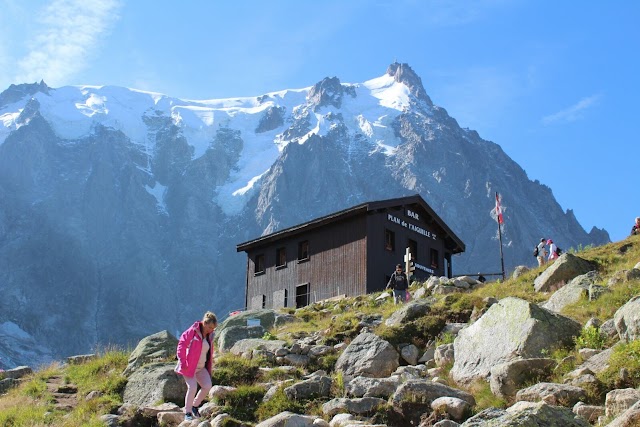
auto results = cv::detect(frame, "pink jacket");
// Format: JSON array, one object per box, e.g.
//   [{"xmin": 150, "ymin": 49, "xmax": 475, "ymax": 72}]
[{"xmin": 175, "ymin": 321, "xmax": 214, "ymax": 378}]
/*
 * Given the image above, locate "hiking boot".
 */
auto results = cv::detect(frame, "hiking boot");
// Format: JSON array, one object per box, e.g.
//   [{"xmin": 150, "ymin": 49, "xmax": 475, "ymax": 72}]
[
  {"xmin": 185, "ymin": 412, "xmax": 194, "ymax": 421},
  {"xmin": 192, "ymin": 406, "xmax": 201, "ymax": 418}
]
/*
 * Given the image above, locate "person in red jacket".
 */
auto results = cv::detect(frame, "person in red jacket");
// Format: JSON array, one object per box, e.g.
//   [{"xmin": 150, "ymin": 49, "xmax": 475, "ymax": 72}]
[{"xmin": 175, "ymin": 311, "xmax": 217, "ymax": 421}]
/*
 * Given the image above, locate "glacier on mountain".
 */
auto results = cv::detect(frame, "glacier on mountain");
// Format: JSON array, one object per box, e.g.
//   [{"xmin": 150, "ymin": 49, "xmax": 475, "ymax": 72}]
[{"xmin": 0, "ymin": 63, "xmax": 609, "ymax": 368}]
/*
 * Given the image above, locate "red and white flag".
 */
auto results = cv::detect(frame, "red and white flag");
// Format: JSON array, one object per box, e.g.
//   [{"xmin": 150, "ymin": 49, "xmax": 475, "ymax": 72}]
[{"xmin": 495, "ymin": 193, "xmax": 504, "ymax": 224}]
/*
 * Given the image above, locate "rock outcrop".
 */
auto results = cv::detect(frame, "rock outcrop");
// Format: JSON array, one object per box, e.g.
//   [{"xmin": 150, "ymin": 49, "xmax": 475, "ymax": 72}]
[{"xmin": 451, "ymin": 297, "xmax": 581, "ymax": 385}]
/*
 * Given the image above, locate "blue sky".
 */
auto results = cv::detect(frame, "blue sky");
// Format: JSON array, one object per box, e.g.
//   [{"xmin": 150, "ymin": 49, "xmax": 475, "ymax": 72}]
[{"xmin": 0, "ymin": 0, "xmax": 638, "ymax": 242}]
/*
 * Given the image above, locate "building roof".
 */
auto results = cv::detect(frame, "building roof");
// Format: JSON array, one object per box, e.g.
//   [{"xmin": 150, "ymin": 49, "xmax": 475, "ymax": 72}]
[{"xmin": 236, "ymin": 194, "xmax": 465, "ymax": 253}]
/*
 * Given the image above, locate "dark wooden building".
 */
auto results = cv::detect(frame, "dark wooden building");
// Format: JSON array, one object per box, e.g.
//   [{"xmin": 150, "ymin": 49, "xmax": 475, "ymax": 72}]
[{"xmin": 236, "ymin": 194, "xmax": 465, "ymax": 310}]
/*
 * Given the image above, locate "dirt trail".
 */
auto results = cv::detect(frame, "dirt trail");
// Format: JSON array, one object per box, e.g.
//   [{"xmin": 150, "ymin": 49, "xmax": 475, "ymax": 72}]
[{"xmin": 45, "ymin": 375, "xmax": 78, "ymax": 411}]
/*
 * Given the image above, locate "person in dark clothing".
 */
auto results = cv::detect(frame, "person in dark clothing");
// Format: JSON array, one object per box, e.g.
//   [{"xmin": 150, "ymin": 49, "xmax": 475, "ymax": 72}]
[{"xmin": 387, "ymin": 264, "xmax": 409, "ymax": 305}]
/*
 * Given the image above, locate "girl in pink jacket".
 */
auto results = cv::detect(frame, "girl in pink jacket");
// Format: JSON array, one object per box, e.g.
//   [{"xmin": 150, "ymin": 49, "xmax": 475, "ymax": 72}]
[{"xmin": 175, "ymin": 311, "xmax": 217, "ymax": 421}]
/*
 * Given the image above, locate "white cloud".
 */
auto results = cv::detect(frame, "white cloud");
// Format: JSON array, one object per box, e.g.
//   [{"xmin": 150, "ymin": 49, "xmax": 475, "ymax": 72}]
[
  {"xmin": 542, "ymin": 94, "xmax": 602, "ymax": 125},
  {"xmin": 14, "ymin": 0, "xmax": 121, "ymax": 86}
]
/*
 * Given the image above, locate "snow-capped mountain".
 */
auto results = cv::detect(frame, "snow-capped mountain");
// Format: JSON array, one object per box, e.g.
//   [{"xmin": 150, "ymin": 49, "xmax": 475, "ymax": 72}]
[{"xmin": 0, "ymin": 63, "xmax": 608, "ymax": 368}]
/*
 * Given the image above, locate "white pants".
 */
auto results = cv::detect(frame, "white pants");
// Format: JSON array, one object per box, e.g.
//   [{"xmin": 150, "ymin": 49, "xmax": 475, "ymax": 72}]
[{"xmin": 184, "ymin": 368, "xmax": 212, "ymax": 413}]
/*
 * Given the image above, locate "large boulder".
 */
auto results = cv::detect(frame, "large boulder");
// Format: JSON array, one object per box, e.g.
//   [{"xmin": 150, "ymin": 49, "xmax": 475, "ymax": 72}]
[
  {"xmin": 515, "ymin": 382, "xmax": 587, "ymax": 407},
  {"xmin": 228, "ymin": 338, "xmax": 287, "ymax": 356},
  {"xmin": 0, "ymin": 378, "xmax": 19, "ymax": 394},
  {"xmin": 576, "ymin": 346, "xmax": 615, "ymax": 374},
  {"xmin": 460, "ymin": 401, "xmax": 590, "ymax": 426},
  {"xmin": 123, "ymin": 330, "xmax": 178, "ymax": 376},
  {"xmin": 254, "ymin": 411, "xmax": 321, "ymax": 427},
  {"xmin": 608, "ymin": 401, "xmax": 640, "ymax": 427},
  {"xmin": 284, "ymin": 375, "xmax": 332, "ymax": 400},
  {"xmin": 215, "ymin": 309, "xmax": 278, "ymax": 349},
  {"xmin": 533, "ymin": 254, "xmax": 595, "ymax": 292},
  {"xmin": 122, "ymin": 362, "xmax": 187, "ymax": 407},
  {"xmin": 605, "ymin": 388, "xmax": 640, "ymax": 418},
  {"xmin": 541, "ymin": 271, "xmax": 606, "ymax": 313},
  {"xmin": 451, "ymin": 297, "xmax": 581, "ymax": 385},
  {"xmin": 431, "ymin": 396, "xmax": 472, "ymax": 421},
  {"xmin": 391, "ymin": 379, "xmax": 475, "ymax": 426},
  {"xmin": 384, "ymin": 300, "xmax": 432, "ymax": 327},
  {"xmin": 345, "ymin": 376, "xmax": 402, "ymax": 398},
  {"xmin": 1, "ymin": 366, "xmax": 33, "ymax": 380},
  {"xmin": 217, "ymin": 325, "xmax": 265, "ymax": 352},
  {"xmin": 489, "ymin": 358, "xmax": 556, "ymax": 399},
  {"xmin": 216, "ymin": 309, "xmax": 277, "ymax": 332},
  {"xmin": 614, "ymin": 296, "xmax": 640, "ymax": 342},
  {"xmin": 572, "ymin": 402, "xmax": 604, "ymax": 424},
  {"xmin": 512, "ymin": 265, "xmax": 530, "ymax": 279},
  {"xmin": 322, "ymin": 397, "xmax": 387, "ymax": 417},
  {"xmin": 334, "ymin": 332, "xmax": 399, "ymax": 378}
]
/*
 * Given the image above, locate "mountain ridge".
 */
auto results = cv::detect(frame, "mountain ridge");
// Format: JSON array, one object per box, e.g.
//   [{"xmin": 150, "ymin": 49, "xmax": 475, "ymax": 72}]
[{"xmin": 0, "ymin": 63, "xmax": 609, "ymax": 368}]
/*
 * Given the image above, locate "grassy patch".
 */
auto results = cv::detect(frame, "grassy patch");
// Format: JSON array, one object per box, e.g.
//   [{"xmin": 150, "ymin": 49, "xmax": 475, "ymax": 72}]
[
  {"xmin": 65, "ymin": 349, "xmax": 128, "ymax": 396},
  {"xmin": 260, "ymin": 367, "xmax": 304, "ymax": 382},
  {"xmin": 377, "ymin": 315, "xmax": 446, "ymax": 348},
  {"xmin": 562, "ymin": 279, "xmax": 640, "ymax": 325},
  {"xmin": 435, "ymin": 331, "xmax": 455, "ymax": 347},
  {"xmin": 255, "ymin": 387, "xmax": 305, "ymax": 421},
  {"xmin": 212, "ymin": 354, "xmax": 264, "ymax": 387},
  {"xmin": 307, "ymin": 353, "xmax": 339, "ymax": 374},
  {"xmin": 217, "ymin": 385, "xmax": 266, "ymax": 422},
  {"xmin": 322, "ymin": 312, "xmax": 361, "ymax": 346},
  {"xmin": 0, "ymin": 350, "xmax": 129, "ymax": 427},
  {"xmin": 0, "ymin": 402, "xmax": 53, "ymax": 427},
  {"xmin": 466, "ymin": 380, "xmax": 507, "ymax": 412},
  {"xmin": 598, "ymin": 340, "xmax": 640, "ymax": 389},
  {"xmin": 574, "ymin": 326, "xmax": 607, "ymax": 350}
]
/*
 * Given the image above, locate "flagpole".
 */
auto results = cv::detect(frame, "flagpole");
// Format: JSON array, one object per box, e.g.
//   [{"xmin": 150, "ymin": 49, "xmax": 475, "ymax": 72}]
[{"xmin": 496, "ymin": 192, "xmax": 506, "ymax": 281}]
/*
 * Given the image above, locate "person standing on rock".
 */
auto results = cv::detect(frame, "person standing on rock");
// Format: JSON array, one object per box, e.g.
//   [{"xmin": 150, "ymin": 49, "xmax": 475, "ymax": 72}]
[
  {"xmin": 536, "ymin": 238, "xmax": 547, "ymax": 267},
  {"xmin": 175, "ymin": 311, "xmax": 217, "ymax": 421},
  {"xmin": 547, "ymin": 239, "xmax": 559, "ymax": 261},
  {"xmin": 386, "ymin": 264, "xmax": 409, "ymax": 305}
]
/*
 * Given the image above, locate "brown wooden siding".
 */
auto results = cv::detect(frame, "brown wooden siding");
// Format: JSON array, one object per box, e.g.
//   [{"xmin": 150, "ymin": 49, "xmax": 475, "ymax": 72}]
[
  {"xmin": 246, "ymin": 215, "xmax": 367, "ymax": 308},
  {"xmin": 240, "ymin": 196, "xmax": 463, "ymax": 310}
]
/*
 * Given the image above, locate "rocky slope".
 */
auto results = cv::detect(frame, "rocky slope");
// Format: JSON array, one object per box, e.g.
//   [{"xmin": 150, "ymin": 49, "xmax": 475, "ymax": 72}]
[{"xmin": 3, "ymin": 236, "xmax": 640, "ymax": 426}]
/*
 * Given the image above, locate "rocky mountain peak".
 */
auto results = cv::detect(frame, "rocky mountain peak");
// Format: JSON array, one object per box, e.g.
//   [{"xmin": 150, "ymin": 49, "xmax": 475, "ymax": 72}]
[
  {"xmin": 386, "ymin": 62, "xmax": 433, "ymax": 106},
  {"xmin": 0, "ymin": 80, "xmax": 50, "ymax": 109},
  {"xmin": 307, "ymin": 76, "xmax": 356, "ymax": 111},
  {"xmin": 16, "ymin": 98, "xmax": 42, "ymax": 125}
]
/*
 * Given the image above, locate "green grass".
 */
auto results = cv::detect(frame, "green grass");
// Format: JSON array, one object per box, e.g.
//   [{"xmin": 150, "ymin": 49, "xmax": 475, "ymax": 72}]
[
  {"xmin": 211, "ymin": 354, "xmax": 265, "ymax": 386},
  {"xmin": 255, "ymin": 387, "xmax": 305, "ymax": 421},
  {"xmin": 65, "ymin": 349, "xmax": 128, "ymax": 396},
  {"xmin": 465, "ymin": 380, "xmax": 507, "ymax": 411},
  {"xmin": 574, "ymin": 325, "xmax": 607, "ymax": 350},
  {"xmin": 377, "ymin": 314, "xmax": 446, "ymax": 349},
  {"xmin": 260, "ymin": 366, "xmax": 304, "ymax": 382},
  {"xmin": 0, "ymin": 349, "xmax": 129, "ymax": 427},
  {"xmin": 217, "ymin": 385, "xmax": 266, "ymax": 422},
  {"xmin": 3, "ymin": 236, "xmax": 640, "ymax": 425},
  {"xmin": 598, "ymin": 340, "xmax": 640, "ymax": 389},
  {"xmin": 0, "ymin": 402, "xmax": 54, "ymax": 427}
]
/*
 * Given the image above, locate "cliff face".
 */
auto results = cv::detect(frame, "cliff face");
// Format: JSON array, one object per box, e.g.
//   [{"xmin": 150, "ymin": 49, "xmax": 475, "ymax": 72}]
[{"xmin": 0, "ymin": 64, "xmax": 608, "ymax": 367}]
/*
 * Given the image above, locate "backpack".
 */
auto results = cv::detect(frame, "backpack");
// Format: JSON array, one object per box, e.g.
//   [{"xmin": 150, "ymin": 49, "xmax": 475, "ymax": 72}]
[
  {"xmin": 533, "ymin": 245, "xmax": 539, "ymax": 257},
  {"xmin": 556, "ymin": 246, "xmax": 562, "ymax": 256}
]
